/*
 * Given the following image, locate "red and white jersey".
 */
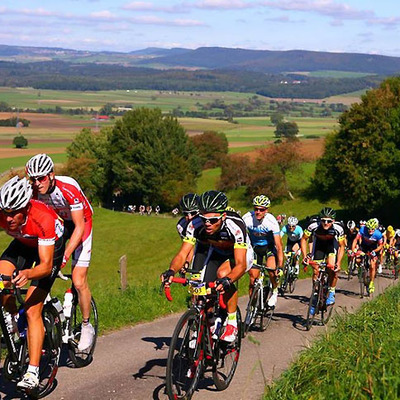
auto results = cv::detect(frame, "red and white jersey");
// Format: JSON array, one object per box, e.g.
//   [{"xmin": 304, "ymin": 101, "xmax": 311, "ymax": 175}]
[
  {"xmin": 0, "ymin": 200, "xmax": 64, "ymax": 248},
  {"xmin": 36, "ymin": 176, "xmax": 93, "ymax": 223}
]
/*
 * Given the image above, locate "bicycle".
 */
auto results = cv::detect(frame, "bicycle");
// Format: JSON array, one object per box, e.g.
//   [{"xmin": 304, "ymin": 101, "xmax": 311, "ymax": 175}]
[
  {"xmin": 57, "ymin": 271, "xmax": 98, "ymax": 367},
  {"xmin": 354, "ymin": 251, "xmax": 373, "ymax": 298},
  {"xmin": 243, "ymin": 263, "xmax": 274, "ymax": 335},
  {"xmin": 0, "ymin": 274, "xmax": 62, "ymax": 399},
  {"xmin": 346, "ymin": 250, "xmax": 356, "ymax": 280},
  {"xmin": 305, "ymin": 260, "xmax": 335, "ymax": 331},
  {"xmin": 279, "ymin": 251, "xmax": 298, "ymax": 294},
  {"xmin": 163, "ymin": 273, "xmax": 242, "ymax": 400}
]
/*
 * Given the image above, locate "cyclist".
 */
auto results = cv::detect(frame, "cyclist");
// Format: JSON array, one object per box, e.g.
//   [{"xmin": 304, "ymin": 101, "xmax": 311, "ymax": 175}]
[
  {"xmin": 301, "ymin": 207, "xmax": 345, "ymax": 308},
  {"xmin": 280, "ymin": 216, "xmax": 303, "ymax": 276},
  {"xmin": 351, "ymin": 218, "xmax": 383, "ymax": 293},
  {"xmin": 377, "ymin": 223, "xmax": 386, "ymax": 274},
  {"xmin": 0, "ymin": 176, "xmax": 65, "ymax": 390},
  {"xmin": 176, "ymin": 193, "xmax": 202, "ymax": 271},
  {"xmin": 162, "ymin": 190, "xmax": 252, "ymax": 342},
  {"xmin": 25, "ymin": 154, "xmax": 95, "ymax": 351},
  {"xmin": 242, "ymin": 195, "xmax": 283, "ymax": 308}
]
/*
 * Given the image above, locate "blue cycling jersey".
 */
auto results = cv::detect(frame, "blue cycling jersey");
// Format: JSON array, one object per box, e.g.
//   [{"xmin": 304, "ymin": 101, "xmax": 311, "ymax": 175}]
[
  {"xmin": 280, "ymin": 225, "xmax": 303, "ymax": 242},
  {"xmin": 242, "ymin": 211, "xmax": 280, "ymax": 247},
  {"xmin": 357, "ymin": 225, "xmax": 383, "ymax": 248}
]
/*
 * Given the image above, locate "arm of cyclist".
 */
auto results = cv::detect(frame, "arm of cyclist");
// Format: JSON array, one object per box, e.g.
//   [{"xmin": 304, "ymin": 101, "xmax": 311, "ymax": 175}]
[
  {"xmin": 351, "ymin": 235, "xmax": 360, "ymax": 253},
  {"xmin": 161, "ymin": 240, "xmax": 194, "ymax": 284},
  {"xmin": 12, "ymin": 244, "xmax": 55, "ymax": 287},
  {"xmin": 335, "ymin": 238, "xmax": 346, "ymax": 270},
  {"xmin": 300, "ymin": 234, "xmax": 310, "ymax": 263}
]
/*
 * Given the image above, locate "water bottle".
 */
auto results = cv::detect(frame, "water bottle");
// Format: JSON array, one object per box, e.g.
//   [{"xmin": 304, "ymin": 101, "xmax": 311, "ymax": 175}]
[
  {"xmin": 212, "ymin": 317, "xmax": 222, "ymax": 339},
  {"xmin": 17, "ymin": 308, "xmax": 27, "ymax": 338},
  {"xmin": 63, "ymin": 288, "xmax": 74, "ymax": 319},
  {"xmin": 52, "ymin": 298, "xmax": 66, "ymax": 322}
]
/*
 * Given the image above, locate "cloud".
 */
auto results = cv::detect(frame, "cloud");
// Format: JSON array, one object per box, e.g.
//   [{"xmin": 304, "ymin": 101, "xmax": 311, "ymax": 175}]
[
  {"xmin": 259, "ymin": 0, "xmax": 375, "ymax": 20},
  {"xmin": 194, "ymin": 0, "xmax": 254, "ymax": 10},
  {"xmin": 122, "ymin": 2, "xmax": 189, "ymax": 13},
  {"xmin": 19, "ymin": 8, "xmax": 60, "ymax": 17},
  {"xmin": 264, "ymin": 15, "xmax": 305, "ymax": 23},
  {"xmin": 130, "ymin": 15, "xmax": 205, "ymax": 26},
  {"xmin": 90, "ymin": 10, "xmax": 118, "ymax": 20}
]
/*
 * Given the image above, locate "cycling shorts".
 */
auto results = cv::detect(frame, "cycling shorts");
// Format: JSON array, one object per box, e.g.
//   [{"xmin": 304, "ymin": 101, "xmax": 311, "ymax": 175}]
[
  {"xmin": 192, "ymin": 243, "xmax": 253, "ymax": 283},
  {"xmin": 252, "ymin": 244, "xmax": 277, "ymax": 266},
  {"xmin": 0, "ymin": 237, "xmax": 65, "ymax": 293},
  {"xmin": 285, "ymin": 239, "xmax": 301, "ymax": 253},
  {"xmin": 312, "ymin": 240, "xmax": 336, "ymax": 261},
  {"xmin": 65, "ymin": 220, "xmax": 93, "ymax": 268}
]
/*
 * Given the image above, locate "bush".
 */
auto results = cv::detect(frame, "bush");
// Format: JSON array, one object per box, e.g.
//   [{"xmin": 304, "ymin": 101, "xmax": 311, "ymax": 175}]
[{"xmin": 13, "ymin": 134, "xmax": 28, "ymax": 148}]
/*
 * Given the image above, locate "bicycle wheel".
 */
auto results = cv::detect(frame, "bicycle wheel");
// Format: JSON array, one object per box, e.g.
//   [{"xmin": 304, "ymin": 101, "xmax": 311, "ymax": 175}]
[
  {"xmin": 212, "ymin": 308, "xmax": 242, "ymax": 391},
  {"xmin": 68, "ymin": 296, "xmax": 98, "ymax": 368},
  {"xmin": 279, "ymin": 262, "xmax": 290, "ymax": 294},
  {"xmin": 166, "ymin": 308, "xmax": 202, "ymax": 400},
  {"xmin": 306, "ymin": 282, "xmax": 319, "ymax": 331},
  {"xmin": 36, "ymin": 304, "xmax": 62, "ymax": 398},
  {"xmin": 321, "ymin": 285, "xmax": 334, "ymax": 325},
  {"xmin": 347, "ymin": 258, "xmax": 354, "ymax": 281},
  {"xmin": 358, "ymin": 266, "xmax": 365, "ymax": 298},
  {"xmin": 260, "ymin": 285, "xmax": 273, "ymax": 332},
  {"xmin": 243, "ymin": 286, "xmax": 259, "ymax": 335},
  {"xmin": 288, "ymin": 262, "xmax": 297, "ymax": 293}
]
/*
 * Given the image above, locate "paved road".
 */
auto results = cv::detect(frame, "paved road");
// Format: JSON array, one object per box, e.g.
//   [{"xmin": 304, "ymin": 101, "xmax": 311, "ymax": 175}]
[{"xmin": 0, "ymin": 271, "xmax": 397, "ymax": 399}]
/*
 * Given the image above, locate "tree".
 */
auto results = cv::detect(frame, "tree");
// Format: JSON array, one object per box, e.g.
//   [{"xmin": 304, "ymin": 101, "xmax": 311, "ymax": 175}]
[
  {"xmin": 13, "ymin": 134, "xmax": 28, "ymax": 148},
  {"xmin": 312, "ymin": 76, "xmax": 400, "ymax": 215},
  {"xmin": 270, "ymin": 112, "xmax": 284, "ymax": 126},
  {"xmin": 191, "ymin": 131, "xmax": 228, "ymax": 169},
  {"xmin": 219, "ymin": 154, "xmax": 251, "ymax": 191},
  {"xmin": 275, "ymin": 121, "xmax": 299, "ymax": 139},
  {"xmin": 105, "ymin": 108, "xmax": 200, "ymax": 208}
]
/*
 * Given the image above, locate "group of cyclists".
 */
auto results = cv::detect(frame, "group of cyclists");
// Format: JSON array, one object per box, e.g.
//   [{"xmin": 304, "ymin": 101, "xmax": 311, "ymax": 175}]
[
  {"xmin": 0, "ymin": 153, "xmax": 95, "ymax": 391},
  {"xmin": 161, "ymin": 190, "xmax": 398, "ymax": 343}
]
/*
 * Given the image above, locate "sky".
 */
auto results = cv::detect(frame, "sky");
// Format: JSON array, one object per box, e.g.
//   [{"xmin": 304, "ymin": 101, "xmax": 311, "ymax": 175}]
[{"xmin": 0, "ymin": 1, "xmax": 399, "ymax": 57}]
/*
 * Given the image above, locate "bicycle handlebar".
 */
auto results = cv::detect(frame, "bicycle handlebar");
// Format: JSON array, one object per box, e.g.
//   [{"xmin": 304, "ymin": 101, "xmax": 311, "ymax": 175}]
[
  {"xmin": 0, "ymin": 273, "xmax": 25, "ymax": 305},
  {"xmin": 163, "ymin": 278, "xmax": 226, "ymax": 309}
]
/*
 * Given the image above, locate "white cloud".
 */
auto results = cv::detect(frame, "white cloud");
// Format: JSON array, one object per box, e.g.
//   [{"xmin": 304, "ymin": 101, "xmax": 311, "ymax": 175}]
[
  {"xmin": 90, "ymin": 10, "xmax": 117, "ymax": 19},
  {"xmin": 122, "ymin": 2, "xmax": 189, "ymax": 13},
  {"xmin": 194, "ymin": 0, "xmax": 254, "ymax": 10},
  {"xmin": 260, "ymin": 0, "xmax": 375, "ymax": 20},
  {"xmin": 20, "ymin": 8, "xmax": 59, "ymax": 17},
  {"xmin": 130, "ymin": 15, "xmax": 205, "ymax": 26}
]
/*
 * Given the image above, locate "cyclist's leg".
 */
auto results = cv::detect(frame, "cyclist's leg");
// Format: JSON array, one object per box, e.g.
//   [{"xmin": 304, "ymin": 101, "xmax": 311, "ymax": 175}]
[{"xmin": 71, "ymin": 228, "xmax": 92, "ymax": 321}]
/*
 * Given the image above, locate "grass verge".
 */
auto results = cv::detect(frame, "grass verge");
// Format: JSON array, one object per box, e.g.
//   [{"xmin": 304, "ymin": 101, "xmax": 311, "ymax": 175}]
[{"xmin": 264, "ymin": 282, "xmax": 400, "ymax": 400}]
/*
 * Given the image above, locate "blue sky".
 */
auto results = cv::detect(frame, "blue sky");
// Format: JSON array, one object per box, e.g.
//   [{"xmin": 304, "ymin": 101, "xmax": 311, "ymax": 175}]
[{"xmin": 1, "ymin": 1, "xmax": 399, "ymax": 56}]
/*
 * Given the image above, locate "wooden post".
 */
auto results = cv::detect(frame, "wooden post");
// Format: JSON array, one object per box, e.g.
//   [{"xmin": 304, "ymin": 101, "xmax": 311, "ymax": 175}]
[{"xmin": 119, "ymin": 255, "xmax": 127, "ymax": 291}]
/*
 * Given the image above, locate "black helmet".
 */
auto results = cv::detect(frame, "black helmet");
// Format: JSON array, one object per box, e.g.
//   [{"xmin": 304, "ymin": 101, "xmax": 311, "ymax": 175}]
[
  {"xmin": 179, "ymin": 193, "xmax": 199, "ymax": 214},
  {"xmin": 320, "ymin": 207, "xmax": 336, "ymax": 219},
  {"xmin": 199, "ymin": 190, "xmax": 228, "ymax": 213}
]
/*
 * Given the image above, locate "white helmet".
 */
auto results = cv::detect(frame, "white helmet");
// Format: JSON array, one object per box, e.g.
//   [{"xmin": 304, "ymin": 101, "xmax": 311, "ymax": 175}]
[
  {"xmin": 0, "ymin": 176, "xmax": 32, "ymax": 211},
  {"xmin": 25, "ymin": 154, "xmax": 54, "ymax": 178},
  {"xmin": 287, "ymin": 216, "xmax": 298, "ymax": 226},
  {"xmin": 347, "ymin": 220, "xmax": 356, "ymax": 229},
  {"xmin": 396, "ymin": 229, "xmax": 400, "ymax": 237}
]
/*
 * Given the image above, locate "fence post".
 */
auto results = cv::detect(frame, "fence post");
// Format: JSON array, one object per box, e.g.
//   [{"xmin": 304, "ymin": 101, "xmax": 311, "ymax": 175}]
[{"xmin": 119, "ymin": 255, "xmax": 127, "ymax": 291}]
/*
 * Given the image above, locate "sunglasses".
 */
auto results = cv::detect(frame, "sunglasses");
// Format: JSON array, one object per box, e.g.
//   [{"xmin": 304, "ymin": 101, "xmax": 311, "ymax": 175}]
[
  {"xmin": 254, "ymin": 207, "xmax": 267, "ymax": 212},
  {"xmin": 289, "ymin": 225, "xmax": 296, "ymax": 228},
  {"xmin": 321, "ymin": 218, "xmax": 333, "ymax": 224},
  {"xmin": 29, "ymin": 175, "xmax": 48, "ymax": 184},
  {"xmin": 199, "ymin": 214, "xmax": 223, "ymax": 225}
]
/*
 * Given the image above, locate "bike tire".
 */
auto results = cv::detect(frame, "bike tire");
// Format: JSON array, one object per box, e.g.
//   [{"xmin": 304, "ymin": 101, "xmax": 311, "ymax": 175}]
[
  {"xmin": 260, "ymin": 286, "xmax": 273, "ymax": 332},
  {"xmin": 321, "ymin": 285, "xmax": 334, "ymax": 325},
  {"xmin": 68, "ymin": 296, "xmax": 98, "ymax": 368},
  {"xmin": 306, "ymin": 282, "xmax": 319, "ymax": 331},
  {"xmin": 243, "ymin": 286, "xmax": 259, "ymax": 335},
  {"xmin": 280, "ymin": 262, "xmax": 290, "ymax": 294},
  {"xmin": 35, "ymin": 304, "xmax": 62, "ymax": 399},
  {"xmin": 347, "ymin": 258, "xmax": 354, "ymax": 281},
  {"xmin": 212, "ymin": 308, "xmax": 242, "ymax": 391},
  {"xmin": 358, "ymin": 266, "xmax": 365, "ymax": 298},
  {"xmin": 166, "ymin": 308, "xmax": 202, "ymax": 400}
]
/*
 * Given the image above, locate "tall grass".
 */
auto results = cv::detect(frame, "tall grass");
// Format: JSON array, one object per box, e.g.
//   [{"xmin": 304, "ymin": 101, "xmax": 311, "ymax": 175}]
[{"xmin": 264, "ymin": 283, "xmax": 400, "ymax": 399}]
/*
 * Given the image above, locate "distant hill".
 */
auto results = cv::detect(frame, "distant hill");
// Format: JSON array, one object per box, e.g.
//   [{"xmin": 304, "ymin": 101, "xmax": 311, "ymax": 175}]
[
  {"xmin": 0, "ymin": 44, "xmax": 400, "ymax": 76},
  {"xmin": 138, "ymin": 47, "xmax": 400, "ymax": 75}
]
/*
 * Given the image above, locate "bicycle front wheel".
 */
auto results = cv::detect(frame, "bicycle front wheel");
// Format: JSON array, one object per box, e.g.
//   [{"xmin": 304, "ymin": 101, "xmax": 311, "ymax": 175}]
[
  {"xmin": 306, "ymin": 282, "xmax": 319, "ymax": 331},
  {"xmin": 37, "ymin": 304, "xmax": 62, "ymax": 398},
  {"xmin": 260, "ymin": 285, "xmax": 273, "ymax": 332},
  {"xmin": 243, "ymin": 286, "xmax": 259, "ymax": 335},
  {"xmin": 68, "ymin": 296, "xmax": 98, "ymax": 368},
  {"xmin": 212, "ymin": 308, "xmax": 242, "ymax": 391},
  {"xmin": 166, "ymin": 308, "xmax": 202, "ymax": 400}
]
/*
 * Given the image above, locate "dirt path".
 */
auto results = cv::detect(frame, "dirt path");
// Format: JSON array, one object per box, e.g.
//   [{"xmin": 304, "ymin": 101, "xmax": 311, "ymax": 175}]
[{"xmin": 0, "ymin": 271, "xmax": 396, "ymax": 400}]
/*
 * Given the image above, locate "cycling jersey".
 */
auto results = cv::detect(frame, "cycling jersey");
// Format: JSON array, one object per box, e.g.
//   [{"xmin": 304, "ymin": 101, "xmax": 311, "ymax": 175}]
[
  {"xmin": 304, "ymin": 221, "xmax": 345, "ymax": 259},
  {"xmin": 357, "ymin": 226, "xmax": 383, "ymax": 251},
  {"xmin": 176, "ymin": 216, "xmax": 202, "ymax": 239},
  {"xmin": 184, "ymin": 211, "xmax": 250, "ymax": 255},
  {"xmin": 35, "ymin": 176, "xmax": 93, "ymax": 223},
  {"xmin": 242, "ymin": 211, "xmax": 280, "ymax": 247},
  {"xmin": 280, "ymin": 225, "xmax": 303, "ymax": 243},
  {"xmin": 185, "ymin": 211, "xmax": 253, "ymax": 282},
  {"xmin": 346, "ymin": 228, "xmax": 359, "ymax": 247},
  {"xmin": 34, "ymin": 176, "xmax": 93, "ymax": 267},
  {"xmin": 0, "ymin": 200, "xmax": 64, "ymax": 248}
]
